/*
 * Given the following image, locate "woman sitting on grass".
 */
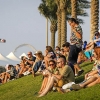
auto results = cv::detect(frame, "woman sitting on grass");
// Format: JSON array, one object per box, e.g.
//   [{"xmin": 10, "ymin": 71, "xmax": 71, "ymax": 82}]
[
  {"xmin": 32, "ymin": 51, "xmax": 44, "ymax": 77},
  {"xmin": 38, "ymin": 59, "xmax": 59, "ymax": 95}
]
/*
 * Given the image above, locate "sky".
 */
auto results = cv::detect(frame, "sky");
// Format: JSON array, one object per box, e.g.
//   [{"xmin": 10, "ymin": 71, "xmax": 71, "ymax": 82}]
[{"xmin": 0, "ymin": 0, "xmax": 100, "ymax": 58}]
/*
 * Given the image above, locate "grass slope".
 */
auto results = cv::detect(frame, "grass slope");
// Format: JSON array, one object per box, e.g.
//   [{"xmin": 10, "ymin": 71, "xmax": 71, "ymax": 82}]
[{"xmin": 0, "ymin": 62, "xmax": 100, "ymax": 100}]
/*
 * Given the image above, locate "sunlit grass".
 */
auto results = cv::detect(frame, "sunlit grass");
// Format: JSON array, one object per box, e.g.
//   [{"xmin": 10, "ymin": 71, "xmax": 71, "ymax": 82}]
[{"xmin": 0, "ymin": 61, "xmax": 100, "ymax": 100}]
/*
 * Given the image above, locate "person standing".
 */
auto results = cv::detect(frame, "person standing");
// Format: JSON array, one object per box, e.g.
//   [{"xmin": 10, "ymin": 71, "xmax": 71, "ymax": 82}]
[{"xmin": 68, "ymin": 18, "xmax": 84, "ymax": 76}]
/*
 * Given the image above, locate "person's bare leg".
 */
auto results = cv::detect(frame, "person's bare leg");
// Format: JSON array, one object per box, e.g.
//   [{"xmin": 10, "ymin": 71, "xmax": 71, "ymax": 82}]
[
  {"xmin": 18, "ymin": 67, "xmax": 24, "ymax": 74},
  {"xmin": 74, "ymin": 64, "xmax": 81, "ymax": 71},
  {"xmin": 75, "ymin": 67, "xmax": 78, "ymax": 76},
  {"xmin": 38, "ymin": 76, "xmax": 58, "ymax": 97},
  {"xmin": 80, "ymin": 77, "xmax": 97, "ymax": 88},
  {"xmin": 32, "ymin": 70, "xmax": 35, "ymax": 77},
  {"xmin": 3, "ymin": 73, "xmax": 10, "ymax": 83},
  {"xmin": 38, "ymin": 77, "xmax": 48, "ymax": 94},
  {"xmin": 86, "ymin": 78, "xmax": 100, "ymax": 87}
]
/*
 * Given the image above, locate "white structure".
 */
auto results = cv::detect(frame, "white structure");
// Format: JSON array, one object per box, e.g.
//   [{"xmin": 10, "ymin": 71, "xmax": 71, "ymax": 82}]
[
  {"xmin": 0, "ymin": 53, "xmax": 9, "ymax": 61},
  {"xmin": 6, "ymin": 52, "xmax": 20, "ymax": 61},
  {"xmin": 19, "ymin": 53, "xmax": 27, "ymax": 59}
]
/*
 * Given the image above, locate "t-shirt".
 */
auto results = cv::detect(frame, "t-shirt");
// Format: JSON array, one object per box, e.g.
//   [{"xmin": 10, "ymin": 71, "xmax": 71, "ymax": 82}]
[
  {"xmin": 48, "ymin": 67, "xmax": 59, "ymax": 74},
  {"xmin": 58, "ymin": 65, "xmax": 75, "ymax": 83},
  {"xmin": 70, "ymin": 25, "xmax": 83, "ymax": 48},
  {"xmin": 27, "ymin": 56, "xmax": 36, "ymax": 66}
]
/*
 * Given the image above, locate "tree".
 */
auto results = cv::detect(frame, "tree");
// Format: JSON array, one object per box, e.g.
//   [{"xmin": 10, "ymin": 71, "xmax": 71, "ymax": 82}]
[
  {"xmin": 38, "ymin": 0, "xmax": 90, "ymax": 48},
  {"xmin": 71, "ymin": 0, "xmax": 77, "ymax": 19},
  {"xmin": 90, "ymin": 0, "xmax": 99, "ymax": 41},
  {"xmin": 55, "ymin": 0, "xmax": 62, "ymax": 48},
  {"xmin": 60, "ymin": 0, "xmax": 68, "ymax": 46},
  {"xmin": 38, "ymin": 0, "xmax": 57, "ymax": 49}
]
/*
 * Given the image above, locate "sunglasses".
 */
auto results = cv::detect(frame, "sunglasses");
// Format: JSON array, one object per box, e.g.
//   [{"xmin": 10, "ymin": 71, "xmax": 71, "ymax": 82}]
[{"xmin": 49, "ymin": 64, "xmax": 54, "ymax": 66}]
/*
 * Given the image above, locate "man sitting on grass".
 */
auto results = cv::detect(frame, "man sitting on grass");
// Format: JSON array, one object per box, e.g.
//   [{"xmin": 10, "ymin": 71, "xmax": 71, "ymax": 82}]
[{"xmin": 37, "ymin": 55, "xmax": 75, "ymax": 97}]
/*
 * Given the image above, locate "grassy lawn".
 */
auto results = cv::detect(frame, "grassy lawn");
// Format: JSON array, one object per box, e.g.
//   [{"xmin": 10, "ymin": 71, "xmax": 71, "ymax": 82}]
[{"xmin": 0, "ymin": 61, "xmax": 100, "ymax": 100}]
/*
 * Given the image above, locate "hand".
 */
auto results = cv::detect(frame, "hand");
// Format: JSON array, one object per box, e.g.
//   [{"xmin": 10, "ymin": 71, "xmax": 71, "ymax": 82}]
[{"xmin": 72, "ymin": 28, "xmax": 76, "ymax": 33}]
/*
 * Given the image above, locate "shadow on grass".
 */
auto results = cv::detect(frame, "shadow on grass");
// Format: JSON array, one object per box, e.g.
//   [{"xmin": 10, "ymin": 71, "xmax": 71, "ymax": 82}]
[
  {"xmin": 75, "ymin": 75, "xmax": 84, "ymax": 83},
  {"xmin": 80, "ymin": 62, "xmax": 94, "ymax": 68}
]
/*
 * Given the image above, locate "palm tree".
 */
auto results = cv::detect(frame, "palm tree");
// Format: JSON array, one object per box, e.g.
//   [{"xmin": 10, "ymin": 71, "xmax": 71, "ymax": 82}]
[
  {"xmin": 55, "ymin": 0, "xmax": 62, "ymax": 48},
  {"xmin": 38, "ymin": 0, "xmax": 57, "ymax": 49},
  {"xmin": 38, "ymin": 0, "xmax": 90, "ymax": 48},
  {"xmin": 57, "ymin": 0, "xmax": 90, "ymax": 46},
  {"xmin": 71, "ymin": 0, "xmax": 77, "ymax": 19},
  {"xmin": 60, "ymin": 0, "xmax": 68, "ymax": 46},
  {"xmin": 50, "ymin": 20, "xmax": 57, "ymax": 49},
  {"xmin": 90, "ymin": 0, "xmax": 99, "ymax": 41}
]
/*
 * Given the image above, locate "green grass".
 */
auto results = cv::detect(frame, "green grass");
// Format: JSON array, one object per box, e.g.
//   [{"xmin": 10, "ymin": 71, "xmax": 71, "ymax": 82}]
[{"xmin": 0, "ymin": 61, "xmax": 100, "ymax": 100}]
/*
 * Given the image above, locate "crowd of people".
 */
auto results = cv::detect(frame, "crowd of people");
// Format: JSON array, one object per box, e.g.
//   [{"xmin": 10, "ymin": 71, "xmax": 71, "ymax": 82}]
[{"xmin": 0, "ymin": 18, "xmax": 100, "ymax": 97}]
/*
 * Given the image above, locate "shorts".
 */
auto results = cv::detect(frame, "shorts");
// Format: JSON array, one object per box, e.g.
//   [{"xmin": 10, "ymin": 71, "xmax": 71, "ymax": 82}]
[
  {"xmin": 57, "ymin": 79, "xmax": 64, "ymax": 88},
  {"xmin": 68, "ymin": 44, "xmax": 82, "ymax": 65}
]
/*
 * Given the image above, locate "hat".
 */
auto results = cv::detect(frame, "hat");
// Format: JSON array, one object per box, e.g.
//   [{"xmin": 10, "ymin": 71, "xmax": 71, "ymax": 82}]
[{"xmin": 34, "ymin": 51, "xmax": 42, "ymax": 55}]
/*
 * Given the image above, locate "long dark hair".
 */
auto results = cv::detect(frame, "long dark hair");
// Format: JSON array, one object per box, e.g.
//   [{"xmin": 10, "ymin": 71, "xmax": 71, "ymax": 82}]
[{"xmin": 68, "ymin": 18, "xmax": 79, "ymax": 24}]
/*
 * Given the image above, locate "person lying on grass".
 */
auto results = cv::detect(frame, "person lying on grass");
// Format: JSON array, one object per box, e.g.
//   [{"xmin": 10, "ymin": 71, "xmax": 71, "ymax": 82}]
[{"xmin": 37, "ymin": 55, "xmax": 75, "ymax": 97}]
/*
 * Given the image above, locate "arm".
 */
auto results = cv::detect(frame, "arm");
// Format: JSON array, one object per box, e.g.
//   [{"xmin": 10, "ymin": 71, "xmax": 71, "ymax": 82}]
[
  {"xmin": 94, "ymin": 38, "xmax": 100, "ymax": 43},
  {"xmin": 25, "ymin": 59, "xmax": 34, "ymax": 65},
  {"xmin": 73, "ymin": 29, "xmax": 82, "ymax": 39}
]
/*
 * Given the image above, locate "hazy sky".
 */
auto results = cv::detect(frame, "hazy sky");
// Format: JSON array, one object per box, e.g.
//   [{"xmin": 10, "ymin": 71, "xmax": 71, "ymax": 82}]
[{"xmin": 0, "ymin": 0, "xmax": 100, "ymax": 57}]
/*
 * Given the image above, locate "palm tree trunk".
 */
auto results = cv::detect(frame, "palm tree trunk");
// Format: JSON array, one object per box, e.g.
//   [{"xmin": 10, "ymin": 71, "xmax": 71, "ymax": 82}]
[
  {"xmin": 71, "ymin": 0, "xmax": 77, "ymax": 19},
  {"xmin": 56, "ymin": 0, "xmax": 61, "ymax": 48},
  {"xmin": 60, "ymin": 0, "xmax": 67, "ymax": 46},
  {"xmin": 90, "ymin": 0, "xmax": 99, "ymax": 41},
  {"xmin": 50, "ymin": 21, "xmax": 57, "ymax": 49},
  {"xmin": 57, "ymin": 10, "xmax": 61, "ymax": 48}
]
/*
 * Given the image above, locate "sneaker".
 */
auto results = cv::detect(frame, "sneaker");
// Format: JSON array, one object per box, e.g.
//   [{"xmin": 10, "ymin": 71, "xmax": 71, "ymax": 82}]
[
  {"xmin": 78, "ymin": 70, "xmax": 84, "ymax": 76},
  {"xmin": 75, "ymin": 74, "xmax": 78, "ymax": 77},
  {"xmin": 23, "ymin": 71, "xmax": 30, "ymax": 76},
  {"xmin": 62, "ymin": 82, "xmax": 75, "ymax": 89},
  {"xmin": 71, "ymin": 84, "xmax": 82, "ymax": 90}
]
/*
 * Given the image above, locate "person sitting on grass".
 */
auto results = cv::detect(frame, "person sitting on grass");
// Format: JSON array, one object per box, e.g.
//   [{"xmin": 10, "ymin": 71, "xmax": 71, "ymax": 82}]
[
  {"xmin": 18, "ymin": 52, "xmax": 36, "ymax": 77},
  {"xmin": 84, "ymin": 32, "xmax": 100, "ymax": 61},
  {"xmin": 37, "ymin": 55, "xmax": 75, "ymax": 97},
  {"xmin": 38, "ymin": 59, "xmax": 59, "ymax": 95},
  {"xmin": 44, "ymin": 46, "xmax": 56, "ymax": 69},
  {"xmin": 60, "ymin": 47, "xmax": 100, "ymax": 92},
  {"xmin": 62, "ymin": 42, "xmax": 84, "ymax": 77},
  {"xmin": 0, "ymin": 64, "xmax": 17, "ymax": 84},
  {"xmin": 32, "ymin": 51, "xmax": 44, "ymax": 77}
]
